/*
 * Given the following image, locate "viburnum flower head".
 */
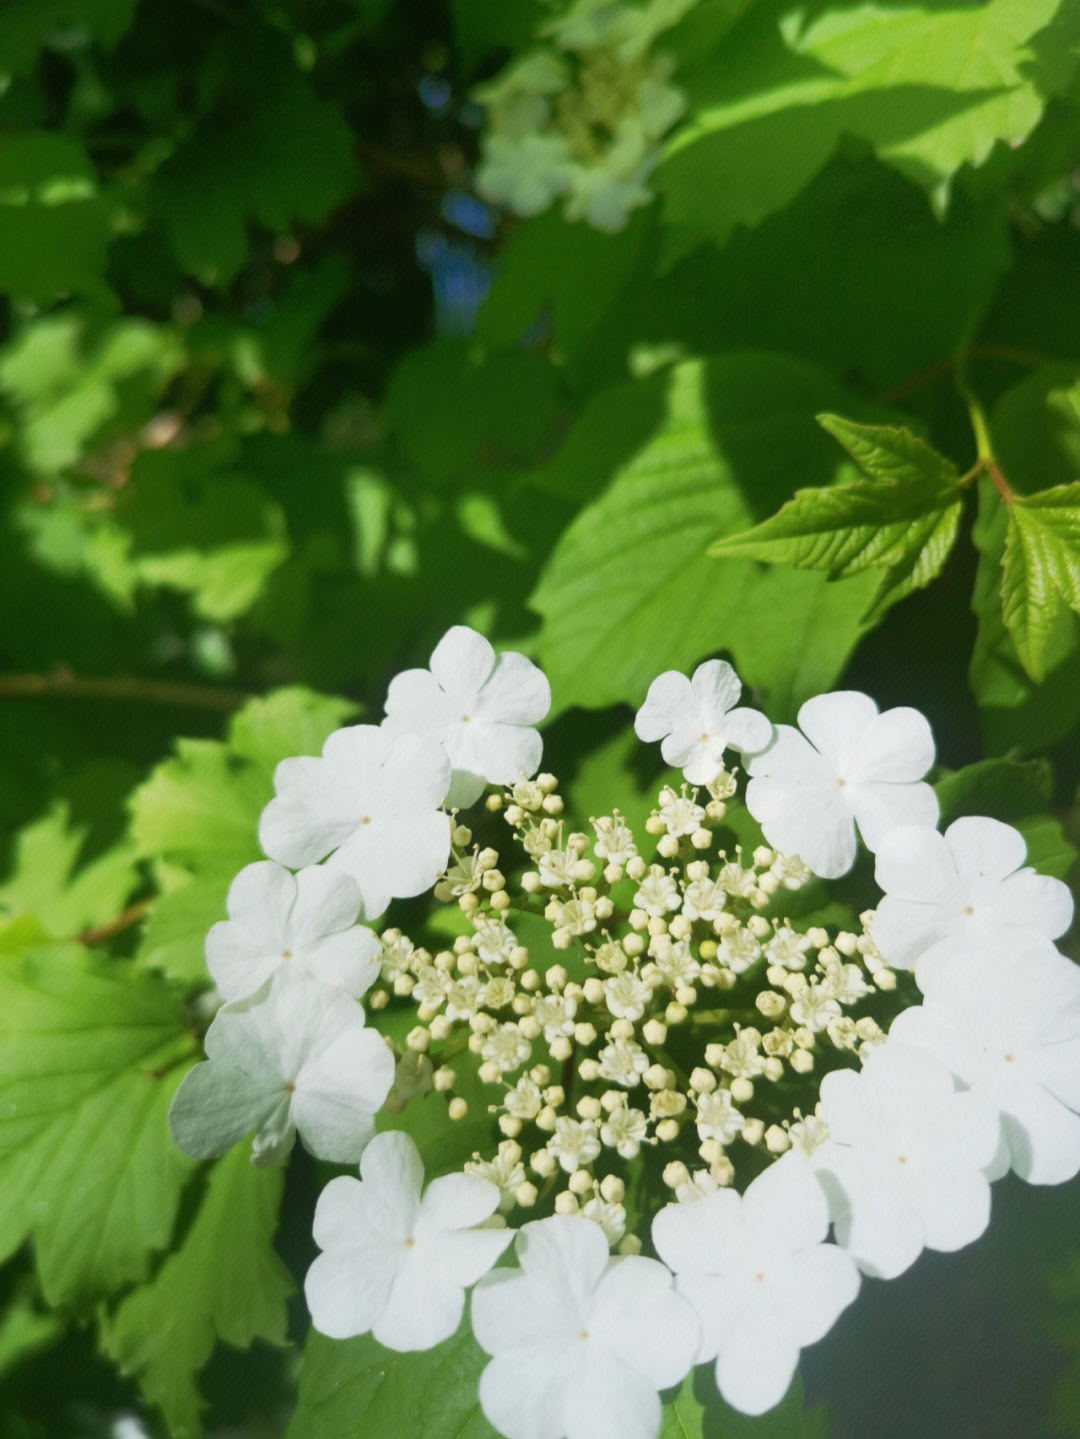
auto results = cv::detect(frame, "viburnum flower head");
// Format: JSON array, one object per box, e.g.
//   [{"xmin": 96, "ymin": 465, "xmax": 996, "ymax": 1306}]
[
  {"xmin": 169, "ymin": 971, "xmax": 393, "ymax": 1167},
  {"xmin": 383, "ymin": 626, "xmax": 552, "ymax": 808},
  {"xmin": 811, "ymin": 1041, "xmax": 1000, "ymax": 1280},
  {"xmin": 471, "ymin": 1214, "xmax": 700, "ymax": 1439},
  {"xmin": 206, "ymin": 861, "xmax": 380, "ymax": 1002},
  {"xmin": 634, "ymin": 659, "xmax": 773, "ymax": 785},
  {"xmin": 890, "ymin": 944, "xmax": 1080, "ymax": 1185},
  {"xmin": 305, "ymin": 1130, "xmax": 511, "ymax": 1350},
  {"xmin": 744, "ymin": 691, "xmax": 938, "ymax": 879},
  {"xmin": 871, "ymin": 816, "xmax": 1075, "ymax": 989},
  {"xmin": 258, "ymin": 725, "xmax": 452, "ymax": 918},
  {"xmin": 651, "ymin": 1153, "xmax": 860, "ymax": 1416}
]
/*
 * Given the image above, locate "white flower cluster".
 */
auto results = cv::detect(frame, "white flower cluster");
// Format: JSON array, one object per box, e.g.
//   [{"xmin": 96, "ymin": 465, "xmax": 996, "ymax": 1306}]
[
  {"xmin": 169, "ymin": 635, "xmax": 1079, "ymax": 1439},
  {"xmin": 473, "ymin": 0, "xmax": 696, "ymax": 232}
]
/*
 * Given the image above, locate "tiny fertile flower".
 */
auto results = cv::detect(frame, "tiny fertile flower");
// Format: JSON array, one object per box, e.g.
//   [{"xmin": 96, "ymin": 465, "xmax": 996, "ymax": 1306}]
[
  {"xmin": 206, "ymin": 861, "xmax": 380, "ymax": 1002},
  {"xmin": 890, "ymin": 945, "xmax": 1080, "ymax": 1185},
  {"xmin": 259, "ymin": 725, "xmax": 452, "ymax": 919},
  {"xmin": 305, "ymin": 1130, "xmax": 511, "ymax": 1349},
  {"xmin": 812, "ymin": 1041, "xmax": 1000, "ymax": 1279},
  {"xmin": 471, "ymin": 1214, "xmax": 700, "ymax": 1439},
  {"xmin": 169, "ymin": 971, "xmax": 394, "ymax": 1167},
  {"xmin": 635, "ymin": 659, "xmax": 773, "ymax": 785},
  {"xmin": 652, "ymin": 1153, "xmax": 860, "ymax": 1416},
  {"xmin": 871, "ymin": 817, "xmax": 1075, "ymax": 990},
  {"xmin": 383, "ymin": 625, "xmax": 551, "ymax": 808},
  {"xmin": 745, "ymin": 691, "xmax": 938, "ymax": 879}
]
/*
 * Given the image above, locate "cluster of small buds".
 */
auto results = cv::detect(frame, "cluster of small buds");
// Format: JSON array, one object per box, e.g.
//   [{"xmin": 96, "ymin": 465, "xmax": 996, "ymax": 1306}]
[
  {"xmin": 472, "ymin": 0, "xmax": 697, "ymax": 232},
  {"xmin": 370, "ymin": 767, "xmax": 899, "ymax": 1229}
]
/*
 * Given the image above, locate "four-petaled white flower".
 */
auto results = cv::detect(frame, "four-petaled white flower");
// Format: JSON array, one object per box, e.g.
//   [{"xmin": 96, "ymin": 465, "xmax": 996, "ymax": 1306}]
[
  {"xmin": 871, "ymin": 817, "xmax": 1075, "ymax": 991},
  {"xmin": 890, "ymin": 946, "xmax": 1080, "ymax": 1185},
  {"xmin": 811, "ymin": 1041, "xmax": 1000, "ymax": 1279},
  {"xmin": 169, "ymin": 971, "xmax": 394, "ymax": 1167},
  {"xmin": 206, "ymin": 861, "xmax": 380, "ymax": 1002},
  {"xmin": 651, "ymin": 1153, "xmax": 860, "ymax": 1415},
  {"xmin": 258, "ymin": 725, "xmax": 452, "ymax": 919},
  {"xmin": 634, "ymin": 660, "xmax": 773, "ymax": 785},
  {"xmin": 471, "ymin": 1214, "xmax": 700, "ymax": 1439},
  {"xmin": 306, "ymin": 1130, "xmax": 511, "ymax": 1349},
  {"xmin": 383, "ymin": 626, "xmax": 551, "ymax": 809},
  {"xmin": 745, "ymin": 691, "xmax": 938, "ymax": 879}
]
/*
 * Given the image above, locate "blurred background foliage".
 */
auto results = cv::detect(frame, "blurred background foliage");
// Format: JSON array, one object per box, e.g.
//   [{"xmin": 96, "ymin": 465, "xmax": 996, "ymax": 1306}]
[{"xmin": 3, "ymin": 0, "xmax": 1080, "ymax": 1435}]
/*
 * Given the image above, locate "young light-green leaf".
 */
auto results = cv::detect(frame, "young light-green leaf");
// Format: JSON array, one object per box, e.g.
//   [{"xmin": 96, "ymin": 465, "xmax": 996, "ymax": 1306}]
[
  {"xmin": 0, "ymin": 945, "xmax": 194, "ymax": 1307},
  {"xmin": 710, "ymin": 416, "xmax": 963, "ymax": 622},
  {"xmin": 102, "ymin": 1143, "xmax": 293, "ymax": 1439},
  {"xmin": 1002, "ymin": 482, "xmax": 1080, "ymax": 682}
]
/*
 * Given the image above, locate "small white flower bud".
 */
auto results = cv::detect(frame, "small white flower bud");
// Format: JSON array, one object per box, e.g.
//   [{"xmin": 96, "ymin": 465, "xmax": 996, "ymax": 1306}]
[
  {"xmin": 521, "ymin": 871, "xmax": 542, "ymax": 894},
  {"xmin": 542, "ymin": 795, "xmax": 563, "ymax": 815},
  {"xmin": 554, "ymin": 1191, "xmax": 578, "ymax": 1214},
  {"xmin": 689, "ymin": 1067, "xmax": 716, "ymax": 1093},
  {"xmin": 807, "ymin": 927, "xmax": 830, "ymax": 948},
  {"xmin": 663, "ymin": 1161, "xmax": 690, "ymax": 1190},
  {"xmin": 656, "ymin": 1118, "xmax": 680, "ymax": 1143},
  {"xmin": 499, "ymin": 1115, "xmax": 523, "ymax": 1137},
  {"xmin": 644, "ymin": 1064, "xmax": 673, "ymax": 1090},
  {"xmin": 575, "ymin": 1022, "xmax": 597, "ymax": 1045},
  {"xmin": 518, "ymin": 1015, "xmax": 542, "ymax": 1040},
  {"xmin": 790, "ymin": 1048, "xmax": 814, "ymax": 1074},
  {"xmin": 691, "ymin": 829, "xmax": 712, "ymax": 850},
  {"xmin": 594, "ymin": 896, "xmax": 615, "ymax": 920},
  {"xmin": 730, "ymin": 1076, "xmax": 754, "ymax": 1104},
  {"xmin": 742, "ymin": 1118, "xmax": 764, "ymax": 1146},
  {"xmin": 626, "ymin": 856, "xmax": 647, "ymax": 881},
  {"xmin": 393, "ymin": 974, "xmax": 415, "ymax": 996},
  {"xmin": 623, "ymin": 932, "xmax": 645, "ymax": 957},
  {"xmin": 763, "ymin": 1056, "xmax": 784, "ymax": 1081},
  {"xmin": 459, "ymin": 893, "xmax": 480, "ymax": 914},
  {"xmin": 665, "ymin": 1002, "xmax": 687, "ymax": 1025},
  {"xmin": 535, "ymin": 1106, "xmax": 557, "ymax": 1132},
  {"xmin": 609, "ymin": 1018, "xmax": 635, "ymax": 1041},
  {"xmin": 836, "ymin": 931, "xmax": 859, "ymax": 956},
  {"xmin": 486, "ymin": 794, "xmax": 503, "ymax": 812},
  {"xmin": 549, "ymin": 1036, "xmax": 572, "ymax": 1062},
  {"xmin": 642, "ymin": 1018, "xmax": 667, "ymax": 1045},
  {"xmin": 699, "ymin": 1138, "xmax": 723, "ymax": 1166},
  {"xmin": 576, "ymin": 1097, "xmax": 602, "ymax": 1120},
  {"xmin": 568, "ymin": 1169, "xmax": 593, "ymax": 1195},
  {"xmin": 578, "ymin": 1058, "xmax": 600, "ymax": 1081},
  {"xmin": 433, "ymin": 1065, "xmax": 456, "ymax": 1091},
  {"xmin": 618, "ymin": 1234, "xmax": 642, "ymax": 1256},
  {"xmin": 530, "ymin": 1150, "xmax": 556, "ymax": 1177},
  {"xmin": 478, "ymin": 1061, "xmax": 500, "ymax": 1084},
  {"xmin": 748, "ymin": 915, "xmax": 771, "ymax": 938},
  {"xmin": 756, "ymin": 991, "xmax": 787, "ymax": 1018},
  {"xmin": 583, "ymin": 978, "xmax": 605, "ymax": 1004},
  {"xmin": 515, "ymin": 1181, "xmax": 538, "ymax": 1207},
  {"xmin": 448, "ymin": 1097, "xmax": 469, "ymax": 1120},
  {"xmin": 705, "ymin": 800, "xmax": 727, "ymax": 821},
  {"xmin": 406, "ymin": 1026, "xmax": 430, "ymax": 1052},
  {"xmin": 765, "ymin": 1125, "xmax": 791, "ymax": 1153},
  {"xmin": 698, "ymin": 939, "xmax": 718, "ymax": 962},
  {"xmin": 368, "ymin": 989, "xmax": 389, "ymax": 1010}
]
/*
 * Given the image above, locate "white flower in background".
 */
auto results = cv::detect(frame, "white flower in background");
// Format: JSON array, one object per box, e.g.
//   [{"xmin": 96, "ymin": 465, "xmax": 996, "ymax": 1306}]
[
  {"xmin": 635, "ymin": 660, "xmax": 773, "ymax": 785},
  {"xmin": 383, "ymin": 626, "xmax": 551, "ymax": 809},
  {"xmin": 652, "ymin": 1153, "xmax": 860, "ymax": 1416},
  {"xmin": 471, "ymin": 1214, "xmax": 700, "ymax": 1439},
  {"xmin": 871, "ymin": 816, "xmax": 1074, "ymax": 989},
  {"xmin": 305, "ymin": 1130, "xmax": 511, "ymax": 1349},
  {"xmin": 890, "ymin": 946, "xmax": 1080, "ymax": 1185},
  {"xmin": 205, "ymin": 861, "xmax": 380, "ymax": 1002},
  {"xmin": 745, "ymin": 691, "xmax": 938, "ymax": 879},
  {"xmin": 811, "ymin": 1042, "xmax": 1000, "ymax": 1279},
  {"xmin": 258, "ymin": 725, "xmax": 452, "ymax": 918},
  {"xmin": 169, "ymin": 972, "xmax": 393, "ymax": 1167}
]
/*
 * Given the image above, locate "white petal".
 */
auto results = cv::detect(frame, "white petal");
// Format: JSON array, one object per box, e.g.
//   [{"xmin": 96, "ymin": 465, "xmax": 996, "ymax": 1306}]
[
  {"xmin": 796, "ymin": 691, "xmax": 879, "ymax": 762},
  {"xmin": 945, "ymin": 815, "xmax": 1028, "ymax": 885},
  {"xmin": 851, "ymin": 780, "xmax": 939, "ymax": 854},
  {"xmin": 474, "ymin": 720, "xmax": 544, "ymax": 786},
  {"xmin": 478, "ymin": 1347, "xmax": 568, "ymax": 1439},
  {"xmin": 716, "ymin": 1320, "xmax": 800, "ymax": 1417},
  {"xmin": 292, "ymin": 1027, "xmax": 394, "ymax": 1162},
  {"xmin": 205, "ymin": 922, "xmax": 281, "ymax": 1003},
  {"xmin": 846, "ymin": 706, "xmax": 935, "ymax": 783},
  {"xmin": 321, "ymin": 723, "xmax": 394, "ymax": 784},
  {"xmin": 743, "ymin": 1153, "xmax": 829, "ymax": 1260},
  {"xmin": 744, "ymin": 725, "xmax": 820, "ymax": 779},
  {"xmin": 379, "ymin": 731, "xmax": 453, "ymax": 812},
  {"xmin": 651, "ymin": 1189, "xmax": 741, "ymax": 1276},
  {"xmin": 482, "ymin": 650, "xmax": 551, "ymax": 726},
  {"xmin": 472, "ymin": 1270, "xmax": 577, "ymax": 1355},
  {"xmin": 635, "ymin": 672, "xmax": 695, "ymax": 743},
  {"xmin": 814, "ymin": 1146, "xmax": 922, "ymax": 1280},
  {"xmin": 724, "ymin": 706, "xmax": 774, "ymax": 755},
  {"xmin": 676, "ymin": 1271, "xmax": 751, "ymax": 1363},
  {"xmin": 331, "ymin": 808, "xmax": 451, "ymax": 917},
  {"xmin": 997, "ymin": 1076, "xmax": 1080, "ymax": 1185},
  {"xmin": 590, "ymin": 1257, "xmax": 699, "ymax": 1388},
  {"xmin": 445, "ymin": 768, "xmax": 487, "ymax": 810},
  {"xmin": 516, "ymin": 1215, "xmax": 612, "ymax": 1319},
  {"xmin": 906, "ymin": 1165, "xmax": 991, "ymax": 1253},
  {"xmin": 816, "ymin": 1068, "xmax": 879, "ymax": 1147},
  {"xmin": 430, "ymin": 626, "xmax": 498, "ymax": 700},
  {"xmin": 384, "ymin": 667, "xmax": 458, "ymax": 733},
  {"xmin": 259, "ymin": 788, "xmax": 348, "ymax": 869},
  {"xmin": 305, "ymin": 1245, "xmax": 400, "ymax": 1340},
  {"xmin": 766, "ymin": 1244, "xmax": 860, "ymax": 1346},
  {"xmin": 374, "ymin": 1256, "xmax": 467, "ymax": 1351},
  {"xmin": 690, "ymin": 660, "xmax": 742, "ymax": 723},
  {"xmin": 422, "ymin": 1226, "xmax": 513, "ymax": 1290},
  {"xmin": 312, "ymin": 1173, "xmax": 367, "ymax": 1249},
  {"xmin": 873, "ymin": 826, "xmax": 954, "ymax": 903},
  {"xmin": 291, "ymin": 866, "xmax": 363, "ymax": 944},
  {"xmin": 417, "ymin": 1171, "xmax": 502, "ymax": 1236},
  {"xmin": 168, "ymin": 1060, "xmax": 269, "ymax": 1158},
  {"xmin": 868, "ymin": 896, "xmax": 940, "ymax": 971},
  {"xmin": 749, "ymin": 775, "xmax": 857, "ymax": 879},
  {"xmin": 301, "ymin": 928, "xmax": 381, "ymax": 998},
  {"xmin": 227, "ymin": 861, "xmax": 297, "ymax": 941},
  {"xmin": 996, "ymin": 870, "xmax": 1074, "ymax": 942},
  {"xmin": 360, "ymin": 1129, "xmax": 425, "ymax": 1212},
  {"xmin": 565, "ymin": 1353, "xmax": 661, "ymax": 1439},
  {"xmin": 680, "ymin": 740, "xmax": 726, "ymax": 785}
]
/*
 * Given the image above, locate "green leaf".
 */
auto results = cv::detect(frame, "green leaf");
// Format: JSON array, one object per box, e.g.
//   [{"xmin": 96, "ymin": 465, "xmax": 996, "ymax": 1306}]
[
  {"xmin": 0, "ymin": 802, "xmax": 139, "ymax": 940},
  {"xmin": 0, "ymin": 0, "xmax": 138, "ymax": 76},
  {"xmin": 130, "ymin": 687, "xmax": 357, "ymax": 983},
  {"xmin": 118, "ymin": 443, "xmax": 291, "ymax": 622},
  {"xmin": 0, "ymin": 311, "xmax": 184, "ymax": 474},
  {"xmin": 969, "ymin": 477, "xmax": 1080, "ymax": 754},
  {"xmin": 0, "ymin": 1292, "xmax": 63, "ymax": 1381},
  {"xmin": 102, "ymin": 1143, "xmax": 293, "ymax": 1439},
  {"xmin": 660, "ymin": 1369, "xmax": 830, "ymax": 1439},
  {"xmin": 710, "ymin": 416, "xmax": 963, "ymax": 622},
  {"xmin": 288, "ymin": 1324, "xmax": 498, "ymax": 1439},
  {"xmin": 656, "ymin": 0, "xmax": 1067, "ymax": 252},
  {"xmin": 529, "ymin": 355, "xmax": 880, "ymax": 718},
  {"xmin": 153, "ymin": 34, "xmax": 356, "ymax": 285},
  {"xmin": 1002, "ymin": 481, "xmax": 1080, "ymax": 681},
  {"xmin": 0, "ymin": 945, "xmax": 193, "ymax": 1306},
  {"xmin": 0, "ymin": 133, "xmax": 112, "ymax": 305}
]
